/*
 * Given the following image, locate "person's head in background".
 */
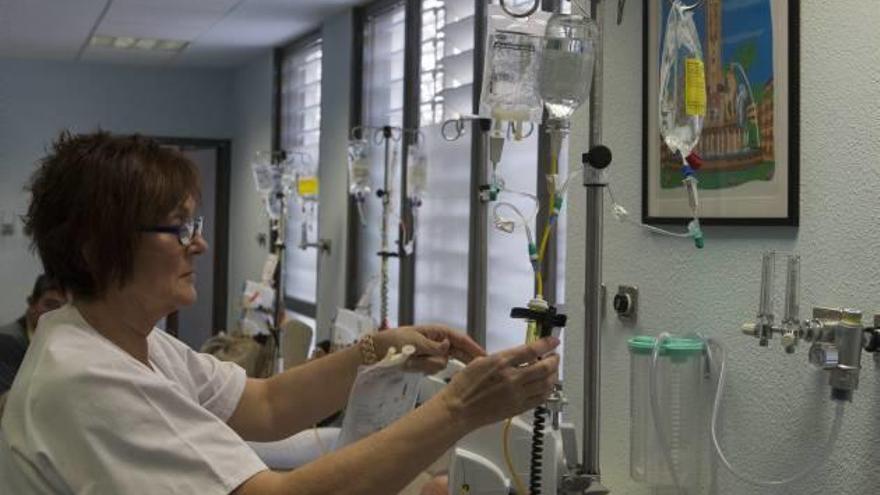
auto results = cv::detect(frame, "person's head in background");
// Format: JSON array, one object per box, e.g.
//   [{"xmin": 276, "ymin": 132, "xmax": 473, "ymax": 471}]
[
  {"xmin": 24, "ymin": 275, "xmax": 66, "ymax": 338},
  {"xmin": 25, "ymin": 131, "xmax": 205, "ymax": 330}
]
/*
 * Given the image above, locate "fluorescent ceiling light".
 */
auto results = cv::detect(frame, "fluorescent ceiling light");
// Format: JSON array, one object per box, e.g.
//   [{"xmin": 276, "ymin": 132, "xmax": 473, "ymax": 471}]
[
  {"xmin": 155, "ymin": 40, "xmax": 188, "ymax": 51},
  {"xmin": 90, "ymin": 35, "xmax": 114, "ymax": 47},
  {"xmin": 112, "ymin": 37, "xmax": 136, "ymax": 49},
  {"xmin": 89, "ymin": 35, "xmax": 189, "ymax": 53},
  {"xmin": 134, "ymin": 38, "xmax": 158, "ymax": 50}
]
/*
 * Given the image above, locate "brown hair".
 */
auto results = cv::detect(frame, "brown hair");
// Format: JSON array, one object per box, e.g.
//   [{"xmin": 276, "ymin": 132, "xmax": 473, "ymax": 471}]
[
  {"xmin": 27, "ymin": 274, "xmax": 63, "ymax": 303},
  {"xmin": 24, "ymin": 131, "xmax": 201, "ymax": 299}
]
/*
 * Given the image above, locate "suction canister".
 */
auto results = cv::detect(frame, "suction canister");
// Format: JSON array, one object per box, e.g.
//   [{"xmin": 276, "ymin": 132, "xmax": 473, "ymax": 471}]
[{"xmin": 629, "ymin": 335, "xmax": 708, "ymax": 491}]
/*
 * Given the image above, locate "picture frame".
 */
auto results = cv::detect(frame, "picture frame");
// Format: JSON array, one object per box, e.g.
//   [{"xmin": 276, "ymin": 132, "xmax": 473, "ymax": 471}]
[{"xmin": 642, "ymin": 0, "xmax": 800, "ymax": 226}]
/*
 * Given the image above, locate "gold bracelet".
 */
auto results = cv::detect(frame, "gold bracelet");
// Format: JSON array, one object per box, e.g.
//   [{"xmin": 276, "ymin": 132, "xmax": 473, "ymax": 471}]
[{"xmin": 359, "ymin": 334, "xmax": 379, "ymax": 365}]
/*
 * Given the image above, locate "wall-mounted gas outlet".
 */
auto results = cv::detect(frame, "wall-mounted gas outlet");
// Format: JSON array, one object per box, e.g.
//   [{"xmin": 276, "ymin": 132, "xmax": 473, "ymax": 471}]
[{"xmin": 613, "ymin": 285, "xmax": 638, "ymax": 319}]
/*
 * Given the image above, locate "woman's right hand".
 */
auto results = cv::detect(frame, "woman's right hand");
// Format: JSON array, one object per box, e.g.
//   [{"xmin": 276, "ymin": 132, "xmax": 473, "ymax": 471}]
[{"xmin": 436, "ymin": 337, "xmax": 560, "ymax": 430}]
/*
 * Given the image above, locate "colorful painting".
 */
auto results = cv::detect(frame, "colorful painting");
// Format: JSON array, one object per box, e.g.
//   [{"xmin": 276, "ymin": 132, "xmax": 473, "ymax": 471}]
[{"xmin": 643, "ymin": 0, "xmax": 799, "ymax": 226}]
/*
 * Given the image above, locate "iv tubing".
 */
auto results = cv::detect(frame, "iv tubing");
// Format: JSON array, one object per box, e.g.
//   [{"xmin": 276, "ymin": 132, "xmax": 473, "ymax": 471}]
[
  {"xmin": 706, "ymin": 339, "xmax": 846, "ymax": 487},
  {"xmin": 503, "ymin": 418, "xmax": 528, "ymax": 495},
  {"xmin": 606, "ymin": 185, "xmax": 691, "ymax": 238}
]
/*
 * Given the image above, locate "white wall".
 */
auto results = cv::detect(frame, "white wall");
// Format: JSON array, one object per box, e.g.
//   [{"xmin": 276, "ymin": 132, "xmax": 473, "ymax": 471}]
[
  {"xmin": 315, "ymin": 11, "xmax": 355, "ymax": 342},
  {"xmin": 226, "ymin": 52, "xmax": 273, "ymax": 331},
  {"xmin": 563, "ymin": 2, "xmax": 880, "ymax": 495},
  {"xmin": 0, "ymin": 59, "xmax": 233, "ymax": 323}
]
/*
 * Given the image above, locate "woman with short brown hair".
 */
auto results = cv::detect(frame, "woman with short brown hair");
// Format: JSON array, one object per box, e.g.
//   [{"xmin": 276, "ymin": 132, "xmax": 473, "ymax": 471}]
[{"xmin": 0, "ymin": 131, "xmax": 560, "ymax": 495}]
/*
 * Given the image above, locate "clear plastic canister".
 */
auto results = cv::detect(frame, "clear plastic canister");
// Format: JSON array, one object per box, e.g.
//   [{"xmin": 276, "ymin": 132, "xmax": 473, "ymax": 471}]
[{"xmin": 629, "ymin": 336, "xmax": 707, "ymax": 490}]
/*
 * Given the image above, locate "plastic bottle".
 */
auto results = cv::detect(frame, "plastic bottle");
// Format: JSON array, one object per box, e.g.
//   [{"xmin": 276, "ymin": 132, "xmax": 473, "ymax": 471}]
[{"xmin": 539, "ymin": 8, "xmax": 598, "ymax": 123}]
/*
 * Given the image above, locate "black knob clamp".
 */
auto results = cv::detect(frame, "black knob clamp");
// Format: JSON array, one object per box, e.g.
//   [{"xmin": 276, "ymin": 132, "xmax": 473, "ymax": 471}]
[
  {"xmin": 510, "ymin": 305, "xmax": 567, "ymax": 339},
  {"xmin": 582, "ymin": 145, "xmax": 613, "ymax": 169}
]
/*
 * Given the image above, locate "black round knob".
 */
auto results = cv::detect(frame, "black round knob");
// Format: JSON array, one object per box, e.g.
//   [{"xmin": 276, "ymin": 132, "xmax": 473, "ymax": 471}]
[
  {"xmin": 582, "ymin": 145, "xmax": 613, "ymax": 169},
  {"xmin": 613, "ymin": 293, "xmax": 631, "ymax": 315},
  {"xmin": 376, "ymin": 189, "xmax": 386, "ymax": 198}
]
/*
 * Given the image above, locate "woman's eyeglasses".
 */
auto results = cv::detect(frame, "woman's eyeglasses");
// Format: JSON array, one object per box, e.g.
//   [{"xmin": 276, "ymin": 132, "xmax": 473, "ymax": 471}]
[{"xmin": 140, "ymin": 216, "xmax": 204, "ymax": 246}]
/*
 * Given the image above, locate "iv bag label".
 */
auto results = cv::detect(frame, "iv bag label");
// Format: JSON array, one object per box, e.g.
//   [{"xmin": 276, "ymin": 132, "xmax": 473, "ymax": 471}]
[
  {"xmin": 297, "ymin": 176, "xmax": 319, "ymax": 197},
  {"xmin": 685, "ymin": 58, "xmax": 706, "ymax": 116}
]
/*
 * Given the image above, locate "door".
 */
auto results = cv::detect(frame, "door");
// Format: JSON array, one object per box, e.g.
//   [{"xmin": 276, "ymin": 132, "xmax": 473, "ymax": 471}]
[{"xmin": 156, "ymin": 138, "xmax": 231, "ymax": 351}]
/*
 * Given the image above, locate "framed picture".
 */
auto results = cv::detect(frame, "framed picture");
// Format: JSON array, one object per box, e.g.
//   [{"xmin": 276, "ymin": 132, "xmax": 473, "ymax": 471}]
[{"xmin": 642, "ymin": 0, "xmax": 799, "ymax": 225}]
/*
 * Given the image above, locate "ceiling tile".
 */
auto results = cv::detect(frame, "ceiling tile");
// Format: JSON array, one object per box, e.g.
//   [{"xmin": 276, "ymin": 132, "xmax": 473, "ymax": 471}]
[
  {"xmin": 0, "ymin": 0, "xmax": 109, "ymax": 59},
  {"xmin": 0, "ymin": 0, "xmax": 362, "ymax": 67}
]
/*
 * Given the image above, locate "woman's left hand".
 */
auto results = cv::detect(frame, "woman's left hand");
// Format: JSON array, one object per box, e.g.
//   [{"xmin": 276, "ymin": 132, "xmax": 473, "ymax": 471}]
[{"xmin": 372, "ymin": 325, "xmax": 486, "ymax": 374}]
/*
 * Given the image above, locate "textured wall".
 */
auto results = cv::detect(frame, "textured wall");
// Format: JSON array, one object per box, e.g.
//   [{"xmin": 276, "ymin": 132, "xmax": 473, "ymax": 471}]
[
  {"xmin": 563, "ymin": 1, "xmax": 880, "ymax": 494},
  {"xmin": 0, "ymin": 59, "xmax": 234, "ymax": 324},
  {"xmin": 226, "ymin": 52, "xmax": 273, "ymax": 331}
]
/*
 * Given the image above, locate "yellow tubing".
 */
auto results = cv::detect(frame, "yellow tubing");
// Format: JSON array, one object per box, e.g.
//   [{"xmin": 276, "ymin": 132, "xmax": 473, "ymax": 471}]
[{"xmin": 503, "ymin": 418, "xmax": 529, "ymax": 495}]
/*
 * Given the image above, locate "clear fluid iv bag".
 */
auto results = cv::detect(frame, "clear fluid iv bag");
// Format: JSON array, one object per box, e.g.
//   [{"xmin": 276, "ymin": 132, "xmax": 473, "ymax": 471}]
[
  {"xmin": 658, "ymin": 0, "xmax": 706, "ymax": 158},
  {"xmin": 480, "ymin": 29, "xmax": 544, "ymax": 124},
  {"xmin": 252, "ymin": 151, "xmax": 293, "ymax": 221},
  {"xmin": 294, "ymin": 155, "xmax": 319, "ymax": 230},
  {"xmin": 539, "ymin": 11, "xmax": 598, "ymax": 123},
  {"xmin": 347, "ymin": 140, "xmax": 372, "ymax": 199},
  {"xmin": 407, "ymin": 144, "xmax": 428, "ymax": 204}
]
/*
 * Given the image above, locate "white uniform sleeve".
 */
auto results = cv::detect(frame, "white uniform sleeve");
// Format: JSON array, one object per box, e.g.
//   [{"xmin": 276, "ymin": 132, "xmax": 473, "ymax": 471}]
[
  {"xmin": 179, "ymin": 341, "xmax": 250, "ymax": 421},
  {"xmin": 29, "ymin": 358, "xmax": 267, "ymax": 494}
]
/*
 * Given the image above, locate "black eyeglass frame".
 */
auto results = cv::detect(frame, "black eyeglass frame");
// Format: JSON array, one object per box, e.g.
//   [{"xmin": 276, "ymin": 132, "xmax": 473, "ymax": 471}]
[{"xmin": 139, "ymin": 216, "xmax": 205, "ymax": 246}]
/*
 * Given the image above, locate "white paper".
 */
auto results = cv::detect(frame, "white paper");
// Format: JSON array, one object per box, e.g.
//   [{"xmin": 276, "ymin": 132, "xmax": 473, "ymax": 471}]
[{"xmin": 335, "ymin": 348, "xmax": 422, "ymax": 449}]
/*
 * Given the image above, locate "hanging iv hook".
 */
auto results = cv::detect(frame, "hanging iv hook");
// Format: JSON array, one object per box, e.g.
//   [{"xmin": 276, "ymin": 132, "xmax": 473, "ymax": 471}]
[
  {"xmin": 666, "ymin": 0, "xmax": 706, "ymax": 12},
  {"xmin": 372, "ymin": 126, "xmax": 403, "ymax": 145},
  {"xmin": 441, "ymin": 117, "xmax": 468, "ymax": 141},
  {"xmin": 401, "ymin": 128, "xmax": 426, "ymax": 146},
  {"xmin": 499, "ymin": 0, "xmax": 540, "ymax": 18},
  {"xmin": 350, "ymin": 125, "xmax": 368, "ymax": 141}
]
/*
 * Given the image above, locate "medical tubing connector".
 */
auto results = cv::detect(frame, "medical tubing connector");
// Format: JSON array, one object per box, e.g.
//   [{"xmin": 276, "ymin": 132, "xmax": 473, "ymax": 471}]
[
  {"xmin": 487, "ymin": 126, "xmax": 506, "ymax": 201},
  {"xmin": 681, "ymin": 155, "xmax": 704, "ymax": 249},
  {"xmin": 706, "ymin": 338, "xmax": 845, "ymax": 487}
]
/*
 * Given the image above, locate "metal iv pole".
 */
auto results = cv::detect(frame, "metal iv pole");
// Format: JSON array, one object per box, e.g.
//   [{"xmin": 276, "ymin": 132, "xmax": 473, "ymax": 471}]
[{"xmin": 581, "ymin": 0, "xmax": 609, "ymax": 492}]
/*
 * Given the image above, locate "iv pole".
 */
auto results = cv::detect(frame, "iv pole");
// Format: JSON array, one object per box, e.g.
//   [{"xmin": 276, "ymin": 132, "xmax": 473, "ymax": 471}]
[
  {"xmin": 379, "ymin": 125, "xmax": 393, "ymax": 329},
  {"xmin": 270, "ymin": 165, "xmax": 289, "ymax": 374},
  {"xmin": 579, "ymin": 0, "xmax": 609, "ymax": 492}
]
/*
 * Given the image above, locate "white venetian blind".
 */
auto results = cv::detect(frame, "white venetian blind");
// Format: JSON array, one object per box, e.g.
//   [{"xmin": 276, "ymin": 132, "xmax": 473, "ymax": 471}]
[
  {"xmin": 280, "ymin": 38, "xmax": 322, "ymax": 306},
  {"xmin": 413, "ymin": 0, "xmax": 474, "ymax": 331}
]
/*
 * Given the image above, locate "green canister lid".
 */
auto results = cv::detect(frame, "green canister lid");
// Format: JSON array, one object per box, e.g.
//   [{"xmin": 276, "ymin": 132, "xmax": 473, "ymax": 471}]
[{"xmin": 628, "ymin": 335, "xmax": 704, "ymax": 360}]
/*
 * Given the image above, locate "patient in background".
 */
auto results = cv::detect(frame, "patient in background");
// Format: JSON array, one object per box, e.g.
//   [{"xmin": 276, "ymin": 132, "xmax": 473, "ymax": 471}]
[{"xmin": 0, "ymin": 274, "xmax": 67, "ymax": 394}]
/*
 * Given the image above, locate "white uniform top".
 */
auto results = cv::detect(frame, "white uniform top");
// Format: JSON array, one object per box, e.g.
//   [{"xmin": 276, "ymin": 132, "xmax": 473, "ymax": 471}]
[{"xmin": 0, "ymin": 305, "xmax": 267, "ymax": 494}]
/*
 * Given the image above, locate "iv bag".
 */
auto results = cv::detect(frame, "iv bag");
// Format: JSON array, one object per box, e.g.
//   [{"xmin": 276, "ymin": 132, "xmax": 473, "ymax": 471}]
[
  {"xmin": 347, "ymin": 140, "xmax": 372, "ymax": 198},
  {"xmin": 539, "ymin": 11, "xmax": 598, "ymax": 123},
  {"xmin": 406, "ymin": 144, "xmax": 428, "ymax": 203},
  {"xmin": 251, "ymin": 151, "xmax": 289, "ymax": 221},
  {"xmin": 658, "ymin": 0, "xmax": 706, "ymax": 158},
  {"xmin": 480, "ymin": 29, "xmax": 543, "ymax": 123},
  {"xmin": 251, "ymin": 151, "xmax": 276, "ymax": 196},
  {"xmin": 296, "ymin": 175, "xmax": 319, "ymax": 201}
]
